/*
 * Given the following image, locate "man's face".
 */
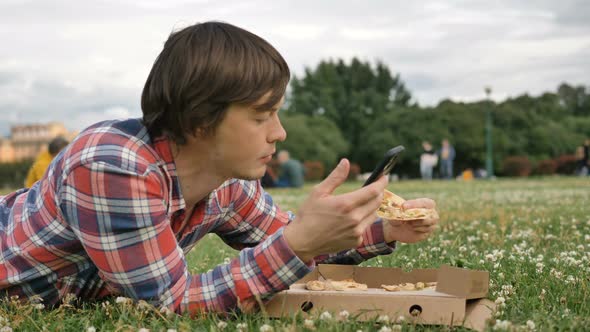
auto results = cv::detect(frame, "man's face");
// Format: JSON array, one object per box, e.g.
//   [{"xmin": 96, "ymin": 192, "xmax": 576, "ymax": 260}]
[{"xmin": 200, "ymin": 93, "xmax": 286, "ymax": 180}]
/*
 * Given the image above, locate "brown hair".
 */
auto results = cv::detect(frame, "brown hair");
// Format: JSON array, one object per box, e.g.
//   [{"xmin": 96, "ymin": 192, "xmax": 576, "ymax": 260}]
[{"xmin": 141, "ymin": 21, "xmax": 290, "ymax": 144}]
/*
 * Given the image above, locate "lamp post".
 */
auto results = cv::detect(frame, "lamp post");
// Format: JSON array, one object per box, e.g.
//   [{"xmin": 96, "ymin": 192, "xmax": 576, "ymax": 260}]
[{"xmin": 484, "ymin": 86, "xmax": 494, "ymax": 178}]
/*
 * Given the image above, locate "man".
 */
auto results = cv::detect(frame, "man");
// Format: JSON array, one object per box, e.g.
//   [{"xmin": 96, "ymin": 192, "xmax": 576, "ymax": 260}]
[
  {"xmin": 24, "ymin": 136, "xmax": 69, "ymax": 188},
  {"xmin": 584, "ymin": 139, "xmax": 590, "ymax": 176},
  {"xmin": 438, "ymin": 139, "xmax": 456, "ymax": 179},
  {"xmin": 0, "ymin": 22, "xmax": 438, "ymax": 315},
  {"xmin": 275, "ymin": 150, "xmax": 304, "ymax": 188},
  {"xmin": 419, "ymin": 141, "xmax": 437, "ymax": 180}
]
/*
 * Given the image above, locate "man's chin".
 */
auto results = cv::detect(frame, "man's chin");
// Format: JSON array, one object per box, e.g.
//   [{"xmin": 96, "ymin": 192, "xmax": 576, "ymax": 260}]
[{"xmin": 234, "ymin": 168, "xmax": 266, "ymax": 181}]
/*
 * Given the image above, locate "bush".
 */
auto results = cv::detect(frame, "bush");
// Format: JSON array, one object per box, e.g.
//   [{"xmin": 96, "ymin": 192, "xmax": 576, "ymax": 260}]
[
  {"xmin": 0, "ymin": 161, "xmax": 32, "ymax": 189},
  {"xmin": 554, "ymin": 154, "xmax": 578, "ymax": 175},
  {"xmin": 303, "ymin": 161, "xmax": 325, "ymax": 181},
  {"xmin": 534, "ymin": 159, "xmax": 558, "ymax": 175},
  {"xmin": 501, "ymin": 156, "xmax": 532, "ymax": 177},
  {"xmin": 348, "ymin": 163, "xmax": 361, "ymax": 181}
]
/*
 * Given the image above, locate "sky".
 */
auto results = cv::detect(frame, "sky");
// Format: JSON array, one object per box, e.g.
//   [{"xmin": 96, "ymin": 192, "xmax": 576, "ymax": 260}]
[{"xmin": 0, "ymin": 0, "xmax": 589, "ymax": 136}]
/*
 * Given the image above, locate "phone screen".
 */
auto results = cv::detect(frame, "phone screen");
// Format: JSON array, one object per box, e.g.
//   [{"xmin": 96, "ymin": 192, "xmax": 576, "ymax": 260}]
[{"xmin": 363, "ymin": 146, "xmax": 405, "ymax": 187}]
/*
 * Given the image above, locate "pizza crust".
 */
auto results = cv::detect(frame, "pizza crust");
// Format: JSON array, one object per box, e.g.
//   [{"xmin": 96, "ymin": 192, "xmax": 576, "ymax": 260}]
[
  {"xmin": 305, "ymin": 279, "xmax": 368, "ymax": 291},
  {"xmin": 377, "ymin": 189, "xmax": 438, "ymax": 221},
  {"xmin": 381, "ymin": 281, "xmax": 437, "ymax": 292}
]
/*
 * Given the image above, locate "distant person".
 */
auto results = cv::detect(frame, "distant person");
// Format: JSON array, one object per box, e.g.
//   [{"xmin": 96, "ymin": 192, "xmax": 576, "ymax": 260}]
[
  {"xmin": 576, "ymin": 142, "xmax": 588, "ymax": 176},
  {"xmin": 24, "ymin": 136, "xmax": 69, "ymax": 187},
  {"xmin": 419, "ymin": 141, "xmax": 438, "ymax": 180},
  {"xmin": 275, "ymin": 150, "xmax": 304, "ymax": 188},
  {"xmin": 438, "ymin": 139, "xmax": 456, "ymax": 179},
  {"xmin": 261, "ymin": 158, "xmax": 278, "ymax": 188},
  {"xmin": 584, "ymin": 139, "xmax": 590, "ymax": 176}
]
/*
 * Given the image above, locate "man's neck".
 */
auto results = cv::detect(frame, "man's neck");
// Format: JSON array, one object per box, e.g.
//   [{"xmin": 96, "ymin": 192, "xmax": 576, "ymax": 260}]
[{"xmin": 171, "ymin": 141, "xmax": 227, "ymax": 208}]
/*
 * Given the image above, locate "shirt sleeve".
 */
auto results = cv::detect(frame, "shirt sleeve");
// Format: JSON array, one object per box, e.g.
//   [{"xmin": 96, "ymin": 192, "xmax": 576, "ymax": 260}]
[
  {"xmin": 59, "ymin": 163, "xmax": 313, "ymax": 315},
  {"xmin": 213, "ymin": 180, "xmax": 395, "ymax": 266}
]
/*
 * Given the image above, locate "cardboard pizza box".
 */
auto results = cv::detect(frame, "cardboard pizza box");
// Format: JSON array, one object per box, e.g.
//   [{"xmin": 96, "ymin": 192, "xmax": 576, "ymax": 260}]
[{"xmin": 265, "ymin": 264, "xmax": 495, "ymax": 332}]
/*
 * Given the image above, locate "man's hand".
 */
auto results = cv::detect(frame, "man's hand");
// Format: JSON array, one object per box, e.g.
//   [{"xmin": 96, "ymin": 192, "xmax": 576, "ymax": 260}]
[
  {"xmin": 284, "ymin": 159, "xmax": 388, "ymax": 262},
  {"xmin": 382, "ymin": 198, "xmax": 439, "ymax": 243}
]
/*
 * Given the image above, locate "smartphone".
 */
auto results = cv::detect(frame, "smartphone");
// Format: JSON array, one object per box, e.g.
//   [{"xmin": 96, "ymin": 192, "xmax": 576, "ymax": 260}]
[{"xmin": 362, "ymin": 145, "xmax": 405, "ymax": 187}]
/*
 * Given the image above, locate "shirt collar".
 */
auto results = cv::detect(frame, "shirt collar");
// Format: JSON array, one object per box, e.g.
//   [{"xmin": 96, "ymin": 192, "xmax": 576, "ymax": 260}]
[{"xmin": 151, "ymin": 136, "xmax": 186, "ymax": 215}]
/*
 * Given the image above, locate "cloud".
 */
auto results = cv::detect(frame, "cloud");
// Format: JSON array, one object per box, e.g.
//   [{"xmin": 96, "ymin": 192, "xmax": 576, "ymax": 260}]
[{"xmin": 0, "ymin": 0, "xmax": 589, "ymax": 136}]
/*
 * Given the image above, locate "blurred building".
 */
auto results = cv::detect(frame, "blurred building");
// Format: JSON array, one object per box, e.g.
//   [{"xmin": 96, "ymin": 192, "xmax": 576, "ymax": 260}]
[{"xmin": 0, "ymin": 122, "xmax": 78, "ymax": 163}]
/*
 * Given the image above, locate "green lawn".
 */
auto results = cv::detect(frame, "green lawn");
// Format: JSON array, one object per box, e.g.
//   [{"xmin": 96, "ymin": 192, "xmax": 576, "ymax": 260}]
[{"xmin": 1, "ymin": 177, "xmax": 589, "ymax": 331}]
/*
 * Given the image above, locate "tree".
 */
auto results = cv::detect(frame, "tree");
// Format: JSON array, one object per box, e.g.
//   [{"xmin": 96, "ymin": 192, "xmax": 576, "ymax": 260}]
[
  {"xmin": 286, "ymin": 58, "xmax": 412, "ymax": 170},
  {"xmin": 277, "ymin": 112, "xmax": 349, "ymax": 170}
]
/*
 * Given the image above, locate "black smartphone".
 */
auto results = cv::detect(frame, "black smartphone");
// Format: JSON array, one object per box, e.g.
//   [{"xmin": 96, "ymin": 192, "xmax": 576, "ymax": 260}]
[{"xmin": 362, "ymin": 145, "xmax": 405, "ymax": 187}]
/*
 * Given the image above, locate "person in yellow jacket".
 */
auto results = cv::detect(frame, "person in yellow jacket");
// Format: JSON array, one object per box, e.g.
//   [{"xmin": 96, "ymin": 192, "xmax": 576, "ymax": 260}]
[{"xmin": 24, "ymin": 136, "xmax": 69, "ymax": 188}]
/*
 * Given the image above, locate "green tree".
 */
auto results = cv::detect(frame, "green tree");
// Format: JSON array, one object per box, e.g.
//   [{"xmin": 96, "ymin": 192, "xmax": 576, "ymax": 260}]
[
  {"xmin": 277, "ymin": 112, "xmax": 349, "ymax": 170},
  {"xmin": 286, "ymin": 58, "xmax": 411, "ymax": 170}
]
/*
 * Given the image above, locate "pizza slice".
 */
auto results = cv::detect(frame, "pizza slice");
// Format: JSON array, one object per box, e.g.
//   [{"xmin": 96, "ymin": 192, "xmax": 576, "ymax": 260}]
[{"xmin": 376, "ymin": 189, "xmax": 437, "ymax": 221}]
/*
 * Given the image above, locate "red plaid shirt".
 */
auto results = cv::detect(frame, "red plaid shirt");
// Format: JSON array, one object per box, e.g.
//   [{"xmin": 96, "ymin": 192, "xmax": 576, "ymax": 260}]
[{"xmin": 0, "ymin": 119, "xmax": 395, "ymax": 314}]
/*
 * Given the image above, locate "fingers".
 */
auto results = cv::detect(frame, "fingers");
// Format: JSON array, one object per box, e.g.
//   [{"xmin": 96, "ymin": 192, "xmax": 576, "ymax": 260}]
[
  {"xmin": 336, "ymin": 175, "xmax": 388, "ymax": 210},
  {"xmin": 402, "ymin": 198, "xmax": 436, "ymax": 210},
  {"xmin": 312, "ymin": 159, "xmax": 350, "ymax": 197},
  {"xmin": 412, "ymin": 225, "xmax": 437, "ymax": 233}
]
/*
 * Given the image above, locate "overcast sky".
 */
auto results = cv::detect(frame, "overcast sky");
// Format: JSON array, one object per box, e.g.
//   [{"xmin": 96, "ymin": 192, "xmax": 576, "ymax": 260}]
[{"xmin": 1, "ymin": 0, "xmax": 589, "ymax": 136}]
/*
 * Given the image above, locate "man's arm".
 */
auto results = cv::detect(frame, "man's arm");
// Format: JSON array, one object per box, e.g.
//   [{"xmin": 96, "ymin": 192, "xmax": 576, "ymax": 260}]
[
  {"xmin": 214, "ymin": 179, "xmax": 394, "ymax": 266},
  {"xmin": 59, "ymin": 163, "xmax": 312, "ymax": 315},
  {"xmin": 314, "ymin": 218, "xmax": 396, "ymax": 265}
]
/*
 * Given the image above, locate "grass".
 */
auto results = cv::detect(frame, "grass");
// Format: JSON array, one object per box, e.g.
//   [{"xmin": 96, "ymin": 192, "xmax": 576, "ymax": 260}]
[{"xmin": 1, "ymin": 177, "xmax": 589, "ymax": 331}]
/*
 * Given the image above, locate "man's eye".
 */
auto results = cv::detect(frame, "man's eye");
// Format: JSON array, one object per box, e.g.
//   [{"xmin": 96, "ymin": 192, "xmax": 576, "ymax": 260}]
[{"xmin": 256, "ymin": 117, "xmax": 269, "ymax": 123}]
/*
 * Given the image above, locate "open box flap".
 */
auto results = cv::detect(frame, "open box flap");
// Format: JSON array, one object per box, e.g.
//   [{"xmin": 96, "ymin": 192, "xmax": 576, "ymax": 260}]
[{"xmin": 435, "ymin": 265, "xmax": 489, "ymax": 299}]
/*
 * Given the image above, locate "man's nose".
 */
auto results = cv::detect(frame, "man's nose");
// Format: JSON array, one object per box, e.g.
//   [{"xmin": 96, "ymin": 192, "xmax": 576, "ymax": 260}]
[{"xmin": 268, "ymin": 114, "xmax": 287, "ymax": 143}]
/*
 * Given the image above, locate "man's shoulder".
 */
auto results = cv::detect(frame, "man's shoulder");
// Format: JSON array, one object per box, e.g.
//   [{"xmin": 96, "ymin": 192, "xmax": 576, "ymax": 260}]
[{"xmin": 62, "ymin": 118, "xmax": 160, "ymax": 174}]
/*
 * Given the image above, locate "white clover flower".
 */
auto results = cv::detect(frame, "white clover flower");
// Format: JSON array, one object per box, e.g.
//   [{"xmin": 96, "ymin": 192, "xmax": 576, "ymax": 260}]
[
  {"xmin": 539, "ymin": 289, "xmax": 546, "ymax": 300},
  {"xmin": 303, "ymin": 319, "xmax": 315, "ymax": 329},
  {"xmin": 33, "ymin": 303, "xmax": 45, "ymax": 310},
  {"xmin": 495, "ymin": 297, "xmax": 506, "ymax": 305},
  {"xmin": 236, "ymin": 323, "xmax": 248, "ymax": 332},
  {"xmin": 259, "ymin": 324, "xmax": 273, "ymax": 332},
  {"xmin": 115, "ymin": 297, "xmax": 133, "ymax": 305},
  {"xmin": 167, "ymin": 329, "xmax": 178, "ymax": 332},
  {"xmin": 526, "ymin": 320, "xmax": 536, "ymax": 331},
  {"xmin": 378, "ymin": 326, "xmax": 392, "ymax": 332},
  {"xmin": 396, "ymin": 315, "xmax": 406, "ymax": 323},
  {"xmin": 319, "ymin": 311, "xmax": 332, "ymax": 321},
  {"xmin": 159, "ymin": 306, "xmax": 174, "ymax": 318},
  {"xmin": 87, "ymin": 327, "xmax": 96, "ymax": 332},
  {"xmin": 339, "ymin": 310, "xmax": 350, "ymax": 320},
  {"xmin": 217, "ymin": 321, "xmax": 228, "ymax": 330},
  {"xmin": 493, "ymin": 319, "xmax": 512, "ymax": 330},
  {"xmin": 0, "ymin": 327, "xmax": 12, "ymax": 332},
  {"xmin": 138, "ymin": 329, "xmax": 150, "ymax": 332},
  {"xmin": 137, "ymin": 300, "xmax": 152, "ymax": 311},
  {"xmin": 391, "ymin": 325, "xmax": 402, "ymax": 332},
  {"xmin": 377, "ymin": 314, "xmax": 390, "ymax": 323},
  {"xmin": 223, "ymin": 257, "xmax": 231, "ymax": 264}
]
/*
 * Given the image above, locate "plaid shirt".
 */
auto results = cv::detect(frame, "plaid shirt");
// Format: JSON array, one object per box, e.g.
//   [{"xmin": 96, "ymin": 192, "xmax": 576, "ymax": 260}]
[{"xmin": 0, "ymin": 118, "xmax": 395, "ymax": 314}]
